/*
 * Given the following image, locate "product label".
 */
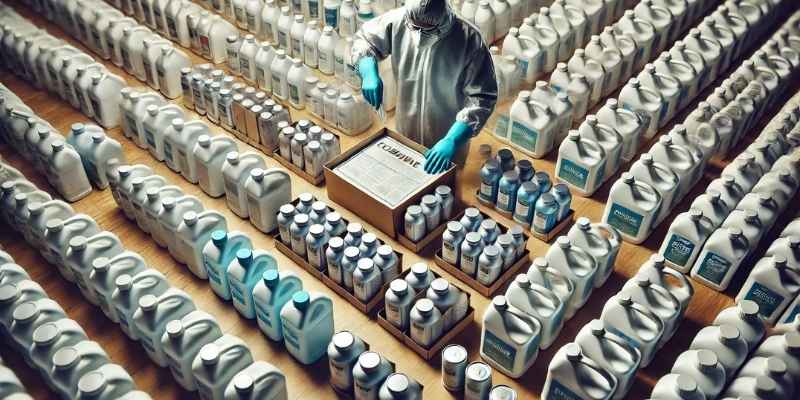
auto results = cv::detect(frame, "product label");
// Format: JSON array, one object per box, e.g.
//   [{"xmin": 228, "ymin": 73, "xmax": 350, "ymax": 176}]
[
  {"xmin": 497, "ymin": 190, "xmax": 511, "ymax": 210},
  {"xmin": 663, "ymin": 234, "xmax": 695, "ymax": 267},
  {"xmin": 125, "ymin": 113, "xmax": 138, "ymax": 137},
  {"xmin": 308, "ymin": 245, "xmax": 323, "ymax": 269},
  {"xmin": 205, "ymin": 259, "xmax": 221, "ymax": 285},
  {"xmin": 200, "ymin": 35, "xmax": 210, "ymax": 58},
  {"xmin": 247, "ymin": 14, "xmax": 257, "ymax": 30},
  {"xmin": 281, "ymin": 324, "xmax": 298, "ymax": 351},
  {"xmin": 461, "ymin": 253, "xmax": 477, "ymax": 275},
  {"xmin": 608, "ymin": 326, "xmax": 642, "ymax": 350},
  {"xmin": 547, "ymin": 380, "xmax": 582, "ymax": 400},
  {"xmin": 255, "ymin": 302, "xmax": 272, "ymax": 327},
  {"xmin": 783, "ymin": 303, "xmax": 800, "ymax": 324},
  {"xmin": 330, "ymin": 361, "xmax": 350, "ymax": 389},
  {"xmin": 533, "ymin": 209, "xmax": 556, "ymax": 234},
  {"xmin": 482, "ymin": 330, "xmax": 516, "ymax": 371},
  {"xmin": 166, "ymin": 16, "xmax": 177, "ymax": 38},
  {"xmin": 324, "ymin": 7, "xmax": 338, "ymax": 28},
  {"xmin": 224, "ymin": 177, "xmax": 239, "ymax": 198},
  {"xmin": 606, "ymin": 203, "xmax": 644, "ymax": 238},
  {"xmin": 386, "ymin": 303, "xmax": 401, "ymax": 327},
  {"xmin": 278, "ymin": 31, "xmax": 288, "ymax": 49},
  {"xmin": 143, "ymin": 58, "xmax": 153, "ymax": 84},
  {"xmin": 515, "ymin": 200, "xmax": 531, "ymax": 222},
  {"xmin": 248, "ymin": 195, "xmax": 262, "ymax": 226},
  {"xmin": 696, "ymin": 251, "xmax": 732, "ymax": 285},
  {"xmin": 289, "ymin": 83, "xmax": 300, "ymax": 104},
  {"xmin": 743, "ymin": 282, "xmax": 785, "ymax": 319},
  {"xmin": 272, "ymin": 73, "xmax": 283, "ymax": 97},
  {"xmin": 230, "ymin": 280, "xmax": 246, "ymax": 305},
  {"xmin": 479, "ymin": 181, "xmax": 495, "ymax": 201},
  {"xmin": 509, "ymin": 121, "xmax": 538, "ymax": 152},
  {"xmin": 240, "ymin": 57, "xmax": 251, "ymax": 76},
  {"xmin": 558, "ymin": 158, "xmax": 589, "ymax": 190},
  {"xmin": 442, "ymin": 241, "xmax": 458, "ymax": 264},
  {"xmin": 292, "ymin": 39, "xmax": 302, "ymax": 56}
]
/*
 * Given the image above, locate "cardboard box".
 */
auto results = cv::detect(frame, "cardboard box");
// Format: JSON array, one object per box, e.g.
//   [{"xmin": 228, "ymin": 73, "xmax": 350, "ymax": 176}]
[
  {"xmin": 432, "ymin": 209, "xmax": 531, "ymax": 298},
  {"xmin": 324, "ymin": 128, "xmax": 457, "ymax": 239},
  {"xmin": 377, "ymin": 269, "xmax": 474, "ymax": 361},
  {"xmin": 271, "ymin": 197, "xmax": 404, "ymax": 316}
]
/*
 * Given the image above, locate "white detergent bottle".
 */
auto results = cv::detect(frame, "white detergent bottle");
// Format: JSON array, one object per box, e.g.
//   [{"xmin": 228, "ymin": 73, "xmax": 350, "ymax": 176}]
[
  {"xmin": 545, "ymin": 237, "xmax": 597, "ymax": 317},
  {"xmin": 567, "ymin": 49, "xmax": 606, "ymax": 106},
  {"xmin": 168, "ymin": 119, "xmax": 210, "ymax": 183},
  {"xmin": 712, "ymin": 300, "xmax": 766, "ymax": 352},
  {"xmin": 659, "ymin": 209, "xmax": 714, "ymax": 273},
  {"xmin": 222, "ymin": 151, "xmax": 266, "ymax": 218},
  {"xmin": 42, "ymin": 215, "xmax": 99, "ymax": 270},
  {"xmin": 505, "ymin": 274, "xmax": 564, "ymax": 349},
  {"xmin": 618, "ymin": 78, "xmax": 664, "ymax": 140},
  {"xmin": 670, "ymin": 349, "xmax": 726, "ymax": 399},
  {"xmin": 603, "ymin": 173, "xmax": 662, "ymax": 244},
  {"xmin": 537, "ymin": 7, "xmax": 573, "ymax": 62},
  {"xmin": 49, "ymin": 341, "xmax": 110, "ymax": 399},
  {"xmin": 720, "ymin": 209, "xmax": 764, "ymax": 254},
  {"xmin": 29, "ymin": 318, "xmax": 88, "ymax": 380},
  {"xmin": 689, "ymin": 324, "xmax": 748, "ymax": 378},
  {"xmin": 280, "ymin": 291, "xmax": 334, "ymax": 364},
  {"xmin": 142, "ymin": 186, "xmax": 184, "ymax": 246},
  {"xmin": 688, "ymin": 191, "xmax": 729, "ymax": 229},
  {"xmin": 0, "ymin": 280, "xmax": 48, "ymax": 334},
  {"xmin": 600, "ymin": 294, "xmax": 664, "ymax": 367},
  {"xmin": 27, "ymin": 200, "xmax": 74, "ymax": 250},
  {"xmin": 110, "ymin": 270, "xmax": 170, "ymax": 340},
  {"xmin": 650, "ymin": 374, "xmax": 706, "ymax": 400},
  {"xmin": 766, "ymin": 236, "xmax": 800, "ymax": 271},
  {"xmin": 599, "ymin": 27, "xmax": 636, "ymax": 81},
  {"xmin": 578, "ymin": 116, "xmax": 622, "ymax": 179},
  {"xmin": 142, "ymin": 105, "xmax": 184, "ymax": 161},
  {"xmin": 192, "ymin": 335, "xmax": 255, "ymax": 400},
  {"xmin": 88, "ymin": 253, "xmax": 146, "ymax": 322},
  {"xmin": 8, "ymin": 298, "xmax": 66, "ymax": 361},
  {"xmin": 555, "ymin": 130, "xmax": 606, "ymax": 196},
  {"xmin": 223, "ymin": 361, "xmax": 287, "ymax": 400},
  {"xmin": 737, "ymin": 256, "xmax": 800, "ymax": 325},
  {"xmin": 620, "ymin": 276, "xmax": 681, "ymax": 345},
  {"xmin": 737, "ymin": 356, "xmax": 796, "ymax": 398},
  {"xmin": 159, "ymin": 196, "xmax": 204, "ymax": 259},
  {"xmin": 542, "ymin": 343, "xmax": 617, "ymax": 400},
  {"xmin": 193, "ymin": 135, "xmax": 238, "ymax": 198},
  {"xmin": 75, "ymin": 363, "xmax": 135, "ymax": 399},
  {"xmin": 47, "ymin": 141, "xmax": 92, "ymax": 202},
  {"xmin": 352, "ymin": 351, "xmax": 395, "ymax": 400},
  {"xmin": 161, "ymin": 311, "xmax": 223, "ymax": 391},
  {"xmin": 704, "ymin": 175, "xmax": 744, "ymax": 214},
  {"xmin": 753, "ymin": 331, "xmax": 800, "ymax": 382},
  {"xmin": 638, "ymin": 64, "xmax": 681, "ymax": 127},
  {"xmin": 751, "ymin": 169, "xmax": 799, "ymax": 212},
  {"xmin": 690, "ymin": 227, "xmax": 750, "ymax": 291},
  {"xmin": 722, "ymin": 152, "xmax": 764, "ymax": 193},
  {"xmin": 567, "ymin": 218, "xmax": 621, "ymax": 288},
  {"xmin": 65, "ymin": 233, "xmax": 125, "ymax": 303},
  {"xmin": 480, "ymin": 295, "xmax": 542, "ymax": 378},
  {"xmin": 244, "ymin": 168, "xmax": 292, "ymax": 233},
  {"xmin": 176, "ymin": 210, "xmax": 227, "ymax": 279},
  {"xmin": 629, "ymin": 153, "xmax": 679, "ymax": 224},
  {"xmin": 203, "ymin": 230, "xmax": 252, "ymax": 301},
  {"xmin": 636, "ymin": 254, "xmax": 693, "ymax": 318},
  {"xmin": 84, "ymin": 132, "xmax": 125, "ymax": 189},
  {"xmin": 253, "ymin": 270, "xmax": 303, "ymax": 341},
  {"xmin": 584, "ymin": 36, "xmax": 622, "ymax": 97},
  {"xmin": 736, "ymin": 192, "xmax": 780, "ymax": 233},
  {"xmin": 128, "ymin": 175, "xmax": 167, "ymax": 231},
  {"xmin": 228, "ymin": 249, "xmax": 277, "ymax": 319},
  {"xmin": 616, "ymin": 10, "xmax": 656, "ymax": 72},
  {"xmin": 527, "ymin": 257, "xmax": 575, "ymax": 316},
  {"xmin": 132, "ymin": 288, "xmax": 196, "ymax": 367},
  {"xmin": 574, "ymin": 320, "xmax": 641, "ymax": 400}
]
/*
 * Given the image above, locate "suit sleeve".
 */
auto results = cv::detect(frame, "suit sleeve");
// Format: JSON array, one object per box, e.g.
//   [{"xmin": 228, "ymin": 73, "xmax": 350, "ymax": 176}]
[{"xmin": 455, "ymin": 46, "xmax": 499, "ymax": 136}]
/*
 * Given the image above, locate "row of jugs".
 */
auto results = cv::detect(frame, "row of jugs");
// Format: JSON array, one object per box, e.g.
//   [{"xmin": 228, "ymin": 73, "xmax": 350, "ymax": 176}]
[
  {"xmin": 542, "ymin": 254, "xmax": 694, "ymax": 400},
  {"xmin": 36, "ymin": 0, "xmax": 193, "ymax": 100},
  {"xmin": 0, "ymin": 86, "xmax": 94, "ymax": 202},
  {"xmin": 0, "ymin": 355, "xmax": 33, "ymax": 399},
  {"xmin": 651, "ymin": 301, "xmax": 799, "ymax": 400},
  {"xmin": 736, "ymin": 239, "xmax": 800, "ymax": 327},
  {"xmin": 686, "ymin": 144, "xmax": 799, "ymax": 291},
  {"xmin": 117, "ymin": 88, "xmax": 293, "ymax": 232},
  {"xmin": 480, "ymin": 218, "xmax": 620, "ymax": 378},
  {"xmin": 0, "ymin": 168, "xmax": 290, "ymax": 400},
  {"xmin": 0, "ymin": 5, "xmax": 126, "ymax": 129},
  {"xmin": 0, "ymin": 234, "xmax": 151, "ymax": 399}
]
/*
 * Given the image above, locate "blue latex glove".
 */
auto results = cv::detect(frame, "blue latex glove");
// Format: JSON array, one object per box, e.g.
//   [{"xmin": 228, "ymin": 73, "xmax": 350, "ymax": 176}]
[
  {"xmin": 358, "ymin": 57, "xmax": 383, "ymax": 109},
  {"xmin": 424, "ymin": 121, "xmax": 473, "ymax": 174}
]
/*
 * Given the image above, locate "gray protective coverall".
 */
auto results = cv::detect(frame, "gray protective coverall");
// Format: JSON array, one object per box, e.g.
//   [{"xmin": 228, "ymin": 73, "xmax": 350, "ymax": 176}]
[{"xmin": 351, "ymin": 0, "xmax": 498, "ymax": 148}]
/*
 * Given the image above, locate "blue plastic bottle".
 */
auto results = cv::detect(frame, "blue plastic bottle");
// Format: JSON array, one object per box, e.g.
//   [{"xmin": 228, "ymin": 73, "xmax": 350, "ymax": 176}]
[
  {"xmin": 496, "ymin": 170, "xmax": 521, "ymax": 213},
  {"xmin": 479, "ymin": 159, "xmax": 503, "ymax": 204},
  {"xmin": 202, "ymin": 230, "xmax": 253, "ymax": 301},
  {"xmin": 253, "ymin": 269, "xmax": 303, "ymax": 341},
  {"xmin": 550, "ymin": 183, "xmax": 572, "ymax": 220},
  {"xmin": 513, "ymin": 181, "xmax": 540, "ymax": 227},
  {"xmin": 533, "ymin": 193, "xmax": 559, "ymax": 234},
  {"xmin": 534, "ymin": 171, "xmax": 552, "ymax": 193},
  {"xmin": 227, "ymin": 249, "xmax": 278, "ymax": 319},
  {"xmin": 280, "ymin": 291, "xmax": 334, "ymax": 364}
]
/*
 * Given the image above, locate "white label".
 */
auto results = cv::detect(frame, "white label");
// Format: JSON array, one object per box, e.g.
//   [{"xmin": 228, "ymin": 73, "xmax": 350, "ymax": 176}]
[
  {"xmin": 442, "ymin": 242, "xmax": 457, "ymax": 264},
  {"xmin": 386, "ymin": 303, "xmax": 401, "ymax": 327},
  {"xmin": 497, "ymin": 191, "xmax": 510, "ymax": 209}
]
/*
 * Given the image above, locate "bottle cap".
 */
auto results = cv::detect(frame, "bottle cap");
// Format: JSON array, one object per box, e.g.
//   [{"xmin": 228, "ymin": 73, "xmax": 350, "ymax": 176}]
[
  {"xmin": 211, "ymin": 230, "xmax": 227, "ymax": 247},
  {"xmin": 390, "ymin": 279, "xmax": 408, "ymax": 295},
  {"xmin": 492, "ymin": 295, "xmax": 508, "ymax": 310},
  {"xmin": 33, "ymin": 322, "xmax": 61, "ymax": 346},
  {"xmin": 200, "ymin": 344, "xmax": 221, "ymax": 365},
  {"xmin": 166, "ymin": 320, "xmax": 184, "ymax": 338},
  {"xmin": 416, "ymin": 298, "xmax": 435, "ymax": 313},
  {"xmin": 236, "ymin": 248, "xmax": 253, "ymax": 266},
  {"xmin": 333, "ymin": 331, "xmax": 355, "ymax": 351},
  {"xmin": 92, "ymin": 257, "xmax": 110, "ymax": 273},
  {"xmin": 386, "ymin": 374, "xmax": 410, "ymax": 394},
  {"xmin": 293, "ymin": 291, "xmax": 310, "ymax": 310},
  {"xmin": 359, "ymin": 351, "xmax": 381, "ymax": 372},
  {"xmin": 565, "ymin": 343, "xmax": 582, "ymax": 361},
  {"xmin": 139, "ymin": 294, "xmax": 158, "ymax": 312}
]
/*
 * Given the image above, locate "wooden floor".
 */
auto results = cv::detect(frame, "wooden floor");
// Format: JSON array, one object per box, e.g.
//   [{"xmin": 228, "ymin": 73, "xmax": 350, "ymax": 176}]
[{"xmin": 1, "ymin": 1, "xmax": 798, "ymax": 399}]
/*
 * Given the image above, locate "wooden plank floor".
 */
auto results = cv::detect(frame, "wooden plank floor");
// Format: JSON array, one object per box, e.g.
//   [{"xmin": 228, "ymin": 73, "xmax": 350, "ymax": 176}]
[{"xmin": 1, "ymin": 1, "xmax": 799, "ymax": 398}]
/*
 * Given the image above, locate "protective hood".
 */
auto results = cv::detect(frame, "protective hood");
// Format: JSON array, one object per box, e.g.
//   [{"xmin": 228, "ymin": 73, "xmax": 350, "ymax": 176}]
[{"xmin": 405, "ymin": 0, "xmax": 453, "ymax": 33}]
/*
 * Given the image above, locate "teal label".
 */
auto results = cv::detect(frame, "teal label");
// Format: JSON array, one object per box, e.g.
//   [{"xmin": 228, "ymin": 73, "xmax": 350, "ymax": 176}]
[
  {"xmin": 255, "ymin": 303, "xmax": 272, "ymax": 327},
  {"xmin": 782, "ymin": 304, "xmax": 800, "ymax": 324},
  {"xmin": 663, "ymin": 234, "xmax": 695, "ymax": 267},
  {"xmin": 325, "ymin": 8, "xmax": 338, "ymax": 29},
  {"xmin": 608, "ymin": 326, "xmax": 642, "ymax": 350},
  {"xmin": 696, "ymin": 252, "xmax": 732, "ymax": 285},
  {"xmin": 205, "ymin": 259, "xmax": 221, "ymax": 285},
  {"xmin": 283, "ymin": 324, "xmax": 299, "ymax": 349},
  {"xmin": 509, "ymin": 121, "xmax": 539, "ymax": 151},
  {"xmin": 607, "ymin": 203, "xmax": 644, "ymax": 237},
  {"xmin": 744, "ymin": 282, "xmax": 785, "ymax": 319},
  {"xmin": 548, "ymin": 380, "xmax": 582, "ymax": 400},
  {"xmin": 494, "ymin": 115, "xmax": 509, "ymax": 138},
  {"xmin": 482, "ymin": 330, "xmax": 516, "ymax": 371},
  {"xmin": 230, "ymin": 281, "xmax": 245, "ymax": 305},
  {"xmin": 558, "ymin": 159, "xmax": 589, "ymax": 190}
]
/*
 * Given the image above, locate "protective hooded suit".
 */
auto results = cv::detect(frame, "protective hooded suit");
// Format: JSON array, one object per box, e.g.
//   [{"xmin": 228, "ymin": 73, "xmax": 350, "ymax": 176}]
[{"xmin": 352, "ymin": 0, "xmax": 498, "ymax": 171}]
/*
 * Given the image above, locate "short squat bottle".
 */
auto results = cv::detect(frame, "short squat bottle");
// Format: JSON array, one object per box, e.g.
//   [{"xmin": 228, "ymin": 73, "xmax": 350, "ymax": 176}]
[
  {"xmin": 404, "ymin": 205, "xmax": 426, "ymax": 242},
  {"xmin": 384, "ymin": 279, "xmax": 414, "ymax": 331},
  {"xmin": 460, "ymin": 232, "xmax": 484, "ymax": 276},
  {"xmin": 378, "ymin": 373, "xmax": 422, "ymax": 400},
  {"xmin": 459, "ymin": 208, "xmax": 484, "ymax": 233},
  {"xmin": 442, "ymin": 221, "xmax": 466, "ymax": 266},
  {"xmin": 327, "ymin": 331, "xmax": 368, "ymax": 393},
  {"xmin": 477, "ymin": 245, "xmax": 503, "ymax": 286},
  {"xmin": 410, "ymin": 298, "xmax": 443, "ymax": 348},
  {"xmin": 405, "ymin": 263, "xmax": 434, "ymax": 293},
  {"xmin": 352, "ymin": 352, "xmax": 395, "ymax": 400}
]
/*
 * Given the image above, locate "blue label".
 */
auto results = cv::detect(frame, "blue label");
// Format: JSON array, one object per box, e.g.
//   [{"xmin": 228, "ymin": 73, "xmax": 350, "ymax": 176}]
[
  {"xmin": 533, "ymin": 208, "xmax": 557, "ymax": 234},
  {"xmin": 744, "ymin": 282, "xmax": 785, "ymax": 319},
  {"xmin": 696, "ymin": 252, "xmax": 732, "ymax": 285},
  {"xmin": 782, "ymin": 303, "xmax": 800, "ymax": 324},
  {"xmin": 608, "ymin": 326, "xmax": 642, "ymax": 350},
  {"xmin": 495, "ymin": 115, "xmax": 510, "ymax": 139},
  {"xmin": 607, "ymin": 203, "xmax": 644, "ymax": 238},
  {"xmin": 558, "ymin": 158, "xmax": 589, "ymax": 190},
  {"xmin": 230, "ymin": 282, "xmax": 245, "ymax": 305},
  {"xmin": 255, "ymin": 303, "xmax": 272, "ymax": 327},
  {"xmin": 324, "ymin": 8, "xmax": 338, "ymax": 28},
  {"xmin": 547, "ymin": 380, "xmax": 582, "ymax": 400},
  {"xmin": 509, "ymin": 121, "xmax": 539, "ymax": 152},
  {"xmin": 482, "ymin": 330, "xmax": 516, "ymax": 372},
  {"xmin": 663, "ymin": 234, "xmax": 695, "ymax": 267}
]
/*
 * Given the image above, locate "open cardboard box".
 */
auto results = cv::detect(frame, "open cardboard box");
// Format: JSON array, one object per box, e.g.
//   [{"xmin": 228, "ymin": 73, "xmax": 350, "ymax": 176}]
[
  {"xmin": 432, "ymin": 209, "xmax": 532, "ymax": 298},
  {"xmin": 323, "ymin": 128, "xmax": 457, "ymax": 239},
  {"xmin": 474, "ymin": 190, "xmax": 575, "ymax": 243},
  {"xmin": 272, "ymin": 197, "xmax": 404, "ymax": 316},
  {"xmin": 377, "ymin": 269, "xmax": 474, "ymax": 361}
]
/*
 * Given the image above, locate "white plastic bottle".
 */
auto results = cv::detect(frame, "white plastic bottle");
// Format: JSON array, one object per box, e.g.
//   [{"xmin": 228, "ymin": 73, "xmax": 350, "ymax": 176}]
[
  {"xmin": 542, "ymin": 343, "xmax": 617, "ymax": 400},
  {"xmin": 600, "ymin": 294, "xmax": 664, "ymax": 367},
  {"xmin": 192, "ymin": 335, "xmax": 254, "ymax": 400},
  {"xmin": 480, "ymin": 295, "xmax": 541, "ymax": 378},
  {"xmin": 574, "ymin": 320, "xmax": 641, "ymax": 400},
  {"xmin": 602, "ymin": 173, "xmax": 662, "ymax": 244},
  {"xmin": 160, "ymin": 311, "xmax": 223, "ymax": 391},
  {"xmin": 690, "ymin": 227, "xmax": 750, "ymax": 291}
]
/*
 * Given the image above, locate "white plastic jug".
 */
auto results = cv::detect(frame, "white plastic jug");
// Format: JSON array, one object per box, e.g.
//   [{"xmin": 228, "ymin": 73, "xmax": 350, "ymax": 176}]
[
  {"xmin": 542, "ymin": 343, "xmax": 617, "ymax": 400},
  {"xmin": 110, "ymin": 269, "xmax": 170, "ymax": 340},
  {"xmin": 132, "ymin": 288, "xmax": 196, "ymax": 367},
  {"xmin": 480, "ymin": 295, "xmax": 542, "ymax": 380},
  {"xmin": 175, "ymin": 210, "xmax": 227, "ymax": 279},
  {"xmin": 279, "ymin": 291, "xmax": 334, "ymax": 364},
  {"xmin": 223, "ymin": 361, "xmax": 287, "ymax": 400},
  {"xmin": 600, "ymin": 294, "xmax": 664, "ymax": 367},
  {"xmin": 603, "ymin": 173, "xmax": 662, "ymax": 244},
  {"xmin": 253, "ymin": 270, "xmax": 303, "ymax": 342},
  {"xmin": 161, "ymin": 310, "xmax": 223, "ymax": 391},
  {"xmin": 574, "ymin": 320, "xmax": 640, "ymax": 400},
  {"xmin": 49, "ymin": 341, "xmax": 110, "ymax": 399},
  {"xmin": 192, "ymin": 335, "xmax": 255, "ymax": 400}
]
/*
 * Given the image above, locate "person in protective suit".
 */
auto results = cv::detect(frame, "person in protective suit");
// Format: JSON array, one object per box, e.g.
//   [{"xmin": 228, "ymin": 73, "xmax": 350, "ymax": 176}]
[{"xmin": 352, "ymin": 0, "xmax": 498, "ymax": 174}]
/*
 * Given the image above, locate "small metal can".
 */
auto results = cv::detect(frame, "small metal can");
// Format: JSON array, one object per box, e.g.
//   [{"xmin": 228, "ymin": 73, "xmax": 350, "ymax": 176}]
[
  {"xmin": 464, "ymin": 361, "xmax": 492, "ymax": 400},
  {"xmin": 489, "ymin": 385, "xmax": 517, "ymax": 400},
  {"xmin": 441, "ymin": 344, "xmax": 468, "ymax": 392}
]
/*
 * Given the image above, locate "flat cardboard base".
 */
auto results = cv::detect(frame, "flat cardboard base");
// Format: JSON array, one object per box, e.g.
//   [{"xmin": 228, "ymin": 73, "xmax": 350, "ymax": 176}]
[
  {"xmin": 274, "ymin": 155, "xmax": 325, "ymax": 186},
  {"xmin": 433, "ymin": 249, "xmax": 531, "ymax": 298}
]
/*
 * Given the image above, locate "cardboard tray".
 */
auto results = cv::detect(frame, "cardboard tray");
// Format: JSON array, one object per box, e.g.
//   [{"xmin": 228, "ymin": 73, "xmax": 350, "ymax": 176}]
[
  {"xmin": 431, "ymin": 208, "xmax": 532, "ymax": 298},
  {"xmin": 274, "ymin": 155, "xmax": 325, "ymax": 186},
  {"xmin": 474, "ymin": 190, "xmax": 575, "ymax": 243},
  {"xmin": 376, "ymin": 269, "xmax": 475, "ymax": 361},
  {"xmin": 323, "ymin": 128, "xmax": 457, "ymax": 239},
  {"xmin": 396, "ymin": 201, "xmax": 464, "ymax": 254},
  {"xmin": 272, "ymin": 198, "xmax": 404, "ymax": 316}
]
